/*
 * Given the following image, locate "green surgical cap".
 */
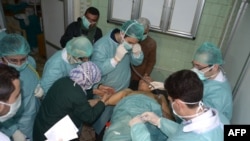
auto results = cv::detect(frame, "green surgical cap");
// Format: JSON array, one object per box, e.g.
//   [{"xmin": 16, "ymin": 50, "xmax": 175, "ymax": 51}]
[
  {"xmin": 120, "ymin": 20, "xmax": 144, "ymax": 41},
  {"xmin": 193, "ymin": 42, "xmax": 223, "ymax": 65},
  {"xmin": 65, "ymin": 36, "xmax": 93, "ymax": 58},
  {"xmin": 0, "ymin": 33, "xmax": 30, "ymax": 57}
]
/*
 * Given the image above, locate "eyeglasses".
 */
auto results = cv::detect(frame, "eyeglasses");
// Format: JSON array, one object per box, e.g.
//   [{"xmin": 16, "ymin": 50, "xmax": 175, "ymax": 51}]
[
  {"xmin": 197, "ymin": 65, "xmax": 213, "ymax": 71},
  {"xmin": 192, "ymin": 61, "xmax": 212, "ymax": 71},
  {"xmin": 3, "ymin": 56, "xmax": 27, "ymax": 65}
]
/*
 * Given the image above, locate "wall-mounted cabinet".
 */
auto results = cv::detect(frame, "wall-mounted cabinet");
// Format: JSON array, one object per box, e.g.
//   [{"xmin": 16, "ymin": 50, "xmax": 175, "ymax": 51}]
[{"xmin": 108, "ymin": 0, "xmax": 205, "ymax": 39}]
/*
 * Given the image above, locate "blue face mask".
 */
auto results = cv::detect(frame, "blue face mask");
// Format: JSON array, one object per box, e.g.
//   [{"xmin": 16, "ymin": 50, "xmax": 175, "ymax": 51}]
[
  {"xmin": 191, "ymin": 66, "xmax": 214, "ymax": 81},
  {"xmin": 191, "ymin": 68, "xmax": 207, "ymax": 81},
  {"xmin": 123, "ymin": 40, "xmax": 133, "ymax": 50},
  {"xmin": 82, "ymin": 16, "xmax": 90, "ymax": 29},
  {"xmin": 120, "ymin": 33, "xmax": 133, "ymax": 51},
  {"xmin": 7, "ymin": 61, "xmax": 28, "ymax": 71}
]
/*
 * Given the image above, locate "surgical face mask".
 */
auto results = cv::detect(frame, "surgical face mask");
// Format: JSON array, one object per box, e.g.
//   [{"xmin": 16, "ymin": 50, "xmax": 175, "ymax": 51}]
[
  {"xmin": 6, "ymin": 60, "xmax": 28, "ymax": 71},
  {"xmin": 123, "ymin": 40, "xmax": 133, "ymax": 50},
  {"xmin": 171, "ymin": 101, "xmax": 204, "ymax": 120},
  {"xmin": 191, "ymin": 65, "xmax": 214, "ymax": 81},
  {"xmin": 82, "ymin": 16, "xmax": 91, "ymax": 29},
  {"xmin": 67, "ymin": 55, "xmax": 82, "ymax": 64},
  {"xmin": 0, "ymin": 94, "xmax": 22, "ymax": 122},
  {"xmin": 141, "ymin": 34, "xmax": 148, "ymax": 41},
  {"xmin": 120, "ymin": 33, "xmax": 133, "ymax": 50}
]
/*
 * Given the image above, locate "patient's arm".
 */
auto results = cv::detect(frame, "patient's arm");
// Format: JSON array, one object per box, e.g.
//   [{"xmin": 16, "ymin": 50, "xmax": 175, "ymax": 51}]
[{"xmin": 105, "ymin": 88, "xmax": 133, "ymax": 105}]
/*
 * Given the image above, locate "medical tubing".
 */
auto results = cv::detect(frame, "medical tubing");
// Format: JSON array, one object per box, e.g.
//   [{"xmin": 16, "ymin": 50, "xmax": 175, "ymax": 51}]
[
  {"xmin": 28, "ymin": 64, "xmax": 40, "ymax": 79},
  {"xmin": 130, "ymin": 64, "xmax": 153, "ymax": 87},
  {"xmin": 130, "ymin": 64, "xmax": 161, "ymax": 96}
]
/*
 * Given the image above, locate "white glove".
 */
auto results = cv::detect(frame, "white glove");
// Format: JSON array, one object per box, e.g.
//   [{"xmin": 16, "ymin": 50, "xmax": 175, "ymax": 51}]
[
  {"xmin": 129, "ymin": 115, "xmax": 144, "ymax": 127},
  {"xmin": 149, "ymin": 81, "xmax": 164, "ymax": 90},
  {"xmin": 12, "ymin": 130, "xmax": 26, "ymax": 141},
  {"xmin": 114, "ymin": 44, "xmax": 128, "ymax": 62},
  {"xmin": 34, "ymin": 84, "xmax": 44, "ymax": 98},
  {"xmin": 140, "ymin": 112, "xmax": 161, "ymax": 127},
  {"xmin": 132, "ymin": 43, "xmax": 142, "ymax": 57}
]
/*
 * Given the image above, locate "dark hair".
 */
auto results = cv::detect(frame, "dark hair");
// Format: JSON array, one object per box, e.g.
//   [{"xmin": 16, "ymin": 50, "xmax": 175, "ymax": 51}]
[
  {"xmin": 85, "ymin": 7, "xmax": 100, "ymax": 16},
  {"xmin": 0, "ymin": 64, "xmax": 20, "ymax": 101},
  {"xmin": 164, "ymin": 69, "xmax": 203, "ymax": 108}
]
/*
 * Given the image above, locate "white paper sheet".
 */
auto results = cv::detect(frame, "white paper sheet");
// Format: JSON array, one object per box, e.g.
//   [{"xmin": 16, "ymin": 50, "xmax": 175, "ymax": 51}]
[
  {"xmin": 0, "ymin": 131, "xmax": 10, "ymax": 141},
  {"xmin": 44, "ymin": 115, "xmax": 79, "ymax": 141}
]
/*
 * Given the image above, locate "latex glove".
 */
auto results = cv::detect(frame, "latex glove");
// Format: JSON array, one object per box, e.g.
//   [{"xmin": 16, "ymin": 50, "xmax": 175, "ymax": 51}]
[
  {"xmin": 140, "ymin": 112, "xmax": 161, "ymax": 127},
  {"xmin": 149, "ymin": 81, "xmax": 164, "ymax": 90},
  {"xmin": 12, "ymin": 130, "xmax": 26, "ymax": 141},
  {"xmin": 34, "ymin": 84, "xmax": 44, "ymax": 98},
  {"xmin": 114, "ymin": 44, "xmax": 128, "ymax": 62},
  {"xmin": 129, "ymin": 115, "xmax": 144, "ymax": 127},
  {"xmin": 132, "ymin": 43, "xmax": 142, "ymax": 57}
]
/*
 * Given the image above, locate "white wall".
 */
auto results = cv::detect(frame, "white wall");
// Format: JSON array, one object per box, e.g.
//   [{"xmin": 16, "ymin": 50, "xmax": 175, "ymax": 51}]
[
  {"xmin": 223, "ymin": 0, "xmax": 250, "ymax": 124},
  {"xmin": 231, "ymin": 64, "xmax": 250, "ymax": 124},
  {"xmin": 223, "ymin": 1, "xmax": 250, "ymax": 92}
]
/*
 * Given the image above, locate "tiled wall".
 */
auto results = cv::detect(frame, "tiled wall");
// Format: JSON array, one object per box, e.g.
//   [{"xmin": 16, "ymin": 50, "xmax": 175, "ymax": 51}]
[{"xmin": 91, "ymin": 0, "xmax": 235, "ymax": 81}]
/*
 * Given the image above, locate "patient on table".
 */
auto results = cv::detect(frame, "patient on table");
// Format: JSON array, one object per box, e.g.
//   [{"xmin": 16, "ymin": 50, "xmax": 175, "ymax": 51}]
[{"xmin": 102, "ymin": 76, "xmax": 174, "ymax": 141}]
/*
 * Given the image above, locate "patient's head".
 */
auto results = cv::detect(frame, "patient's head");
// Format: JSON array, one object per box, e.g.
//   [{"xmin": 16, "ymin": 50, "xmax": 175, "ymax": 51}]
[{"xmin": 138, "ymin": 76, "xmax": 152, "ymax": 92}]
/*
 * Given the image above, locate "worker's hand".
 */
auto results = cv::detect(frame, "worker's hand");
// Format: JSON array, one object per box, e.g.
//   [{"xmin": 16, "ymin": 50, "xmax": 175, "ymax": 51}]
[
  {"xmin": 12, "ymin": 130, "xmax": 26, "ymax": 141},
  {"xmin": 98, "ymin": 85, "xmax": 116, "ymax": 95},
  {"xmin": 34, "ymin": 84, "xmax": 44, "ymax": 98},
  {"xmin": 140, "ymin": 112, "xmax": 161, "ymax": 127},
  {"xmin": 149, "ymin": 81, "xmax": 164, "ymax": 90},
  {"xmin": 114, "ymin": 44, "xmax": 128, "ymax": 63},
  {"xmin": 129, "ymin": 115, "xmax": 144, "ymax": 127},
  {"xmin": 132, "ymin": 43, "xmax": 142, "ymax": 57},
  {"xmin": 93, "ymin": 85, "xmax": 115, "ymax": 97}
]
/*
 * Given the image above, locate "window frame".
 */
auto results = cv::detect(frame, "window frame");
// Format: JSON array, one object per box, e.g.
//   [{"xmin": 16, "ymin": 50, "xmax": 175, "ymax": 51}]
[{"xmin": 107, "ymin": 0, "xmax": 206, "ymax": 39}]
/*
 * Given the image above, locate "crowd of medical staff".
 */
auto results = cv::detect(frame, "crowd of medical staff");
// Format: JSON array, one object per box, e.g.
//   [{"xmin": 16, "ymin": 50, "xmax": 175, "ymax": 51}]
[{"xmin": 0, "ymin": 6, "xmax": 232, "ymax": 141}]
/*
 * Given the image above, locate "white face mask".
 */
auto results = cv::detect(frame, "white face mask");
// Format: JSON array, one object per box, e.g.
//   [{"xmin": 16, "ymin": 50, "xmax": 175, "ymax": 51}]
[
  {"xmin": 67, "ymin": 55, "xmax": 82, "ymax": 64},
  {"xmin": 0, "ymin": 94, "xmax": 22, "ymax": 122},
  {"xmin": 171, "ymin": 101, "xmax": 204, "ymax": 120}
]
